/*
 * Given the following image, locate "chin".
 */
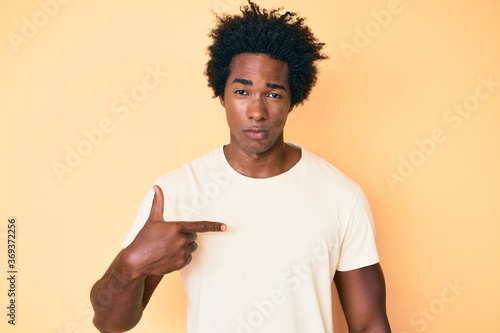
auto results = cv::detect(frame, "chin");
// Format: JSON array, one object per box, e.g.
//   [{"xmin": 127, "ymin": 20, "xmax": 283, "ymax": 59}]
[{"xmin": 240, "ymin": 141, "xmax": 279, "ymax": 155}]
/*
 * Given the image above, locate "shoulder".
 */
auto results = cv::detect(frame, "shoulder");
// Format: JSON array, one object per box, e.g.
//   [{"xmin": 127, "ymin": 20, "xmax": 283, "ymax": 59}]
[
  {"xmin": 301, "ymin": 148, "xmax": 361, "ymax": 197},
  {"xmin": 155, "ymin": 146, "xmax": 224, "ymax": 188}
]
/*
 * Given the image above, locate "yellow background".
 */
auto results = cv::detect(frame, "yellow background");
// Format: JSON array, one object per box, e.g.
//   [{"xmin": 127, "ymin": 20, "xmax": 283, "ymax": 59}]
[{"xmin": 1, "ymin": 0, "xmax": 499, "ymax": 332}]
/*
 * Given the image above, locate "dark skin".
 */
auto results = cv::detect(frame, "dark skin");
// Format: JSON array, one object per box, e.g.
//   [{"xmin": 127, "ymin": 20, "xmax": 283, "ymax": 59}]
[
  {"xmin": 334, "ymin": 264, "xmax": 391, "ymax": 332},
  {"xmin": 90, "ymin": 185, "xmax": 226, "ymax": 332},
  {"xmin": 219, "ymin": 53, "xmax": 300, "ymax": 178},
  {"xmin": 90, "ymin": 53, "xmax": 390, "ymax": 333}
]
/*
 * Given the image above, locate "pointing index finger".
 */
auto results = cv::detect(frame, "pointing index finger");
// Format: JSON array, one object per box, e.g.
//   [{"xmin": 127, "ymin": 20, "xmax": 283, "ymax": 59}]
[{"xmin": 178, "ymin": 221, "xmax": 227, "ymax": 233}]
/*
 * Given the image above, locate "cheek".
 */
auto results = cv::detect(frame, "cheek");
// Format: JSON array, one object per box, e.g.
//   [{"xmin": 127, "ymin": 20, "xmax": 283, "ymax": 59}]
[
  {"xmin": 226, "ymin": 99, "xmax": 246, "ymax": 116},
  {"xmin": 225, "ymin": 104, "xmax": 243, "ymax": 128},
  {"xmin": 270, "ymin": 110, "xmax": 289, "ymax": 127}
]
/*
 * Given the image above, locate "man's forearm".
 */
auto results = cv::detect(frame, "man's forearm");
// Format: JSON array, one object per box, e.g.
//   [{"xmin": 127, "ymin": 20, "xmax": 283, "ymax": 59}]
[
  {"xmin": 90, "ymin": 252, "xmax": 147, "ymax": 333},
  {"xmin": 348, "ymin": 322, "xmax": 391, "ymax": 333},
  {"xmin": 350, "ymin": 326, "xmax": 391, "ymax": 333}
]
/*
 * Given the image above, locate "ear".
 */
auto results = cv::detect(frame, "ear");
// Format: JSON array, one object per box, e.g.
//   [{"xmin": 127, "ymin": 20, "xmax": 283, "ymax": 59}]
[
  {"xmin": 219, "ymin": 95, "xmax": 225, "ymax": 107},
  {"xmin": 288, "ymin": 104, "xmax": 295, "ymax": 113}
]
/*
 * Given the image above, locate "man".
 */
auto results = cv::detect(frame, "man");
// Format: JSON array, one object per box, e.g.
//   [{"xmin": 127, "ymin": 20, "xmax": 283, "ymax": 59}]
[{"xmin": 90, "ymin": 1, "xmax": 391, "ymax": 332}]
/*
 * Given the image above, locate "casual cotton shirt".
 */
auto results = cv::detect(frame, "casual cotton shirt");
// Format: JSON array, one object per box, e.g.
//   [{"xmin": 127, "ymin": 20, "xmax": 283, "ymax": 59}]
[{"xmin": 123, "ymin": 145, "xmax": 379, "ymax": 333}]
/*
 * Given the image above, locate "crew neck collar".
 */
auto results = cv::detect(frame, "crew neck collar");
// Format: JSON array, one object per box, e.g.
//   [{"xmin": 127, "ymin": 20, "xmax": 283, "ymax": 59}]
[{"xmin": 218, "ymin": 143, "xmax": 305, "ymax": 182}]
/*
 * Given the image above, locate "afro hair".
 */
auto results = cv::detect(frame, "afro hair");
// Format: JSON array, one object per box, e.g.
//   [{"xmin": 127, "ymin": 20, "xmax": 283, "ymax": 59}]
[{"xmin": 205, "ymin": 1, "xmax": 328, "ymax": 106}]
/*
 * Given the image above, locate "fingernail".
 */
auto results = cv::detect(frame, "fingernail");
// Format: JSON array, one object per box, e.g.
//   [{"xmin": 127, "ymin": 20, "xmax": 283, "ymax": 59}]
[{"xmin": 220, "ymin": 224, "xmax": 227, "ymax": 231}]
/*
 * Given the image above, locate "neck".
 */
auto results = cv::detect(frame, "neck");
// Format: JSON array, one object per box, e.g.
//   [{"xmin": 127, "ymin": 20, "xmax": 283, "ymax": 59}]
[{"xmin": 223, "ymin": 141, "xmax": 301, "ymax": 178}]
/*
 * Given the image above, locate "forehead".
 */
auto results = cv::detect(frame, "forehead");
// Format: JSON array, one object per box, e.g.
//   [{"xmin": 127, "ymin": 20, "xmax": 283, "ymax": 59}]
[{"xmin": 228, "ymin": 53, "xmax": 289, "ymax": 84}]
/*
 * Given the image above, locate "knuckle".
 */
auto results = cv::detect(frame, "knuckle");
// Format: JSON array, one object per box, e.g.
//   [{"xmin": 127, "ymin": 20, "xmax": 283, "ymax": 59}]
[
  {"xmin": 176, "ymin": 258, "xmax": 186, "ymax": 269},
  {"xmin": 176, "ymin": 237, "xmax": 188, "ymax": 249},
  {"xmin": 176, "ymin": 254, "xmax": 191, "ymax": 269}
]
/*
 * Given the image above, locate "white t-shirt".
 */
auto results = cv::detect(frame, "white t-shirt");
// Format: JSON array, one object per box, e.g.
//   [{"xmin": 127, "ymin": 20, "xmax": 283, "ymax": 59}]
[{"xmin": 123, "ymin": 145, "xmax": 379, "ymax": 333}]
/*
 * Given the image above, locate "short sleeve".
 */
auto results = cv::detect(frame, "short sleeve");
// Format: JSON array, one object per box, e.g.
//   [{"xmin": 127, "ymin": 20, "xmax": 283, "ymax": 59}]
[
  {"xmin": 336, "ymin": 187, "xmax": 380, "ymax": 271},
  {"xmin": 121, "ymin": 186, "xmax": 156, "ymax": 248}
]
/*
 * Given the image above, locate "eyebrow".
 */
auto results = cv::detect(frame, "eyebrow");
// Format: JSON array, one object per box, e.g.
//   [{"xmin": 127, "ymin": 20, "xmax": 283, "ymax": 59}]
[{"xmin": 231, "ymin": 78, "xmax": 287, "ymax": 91}]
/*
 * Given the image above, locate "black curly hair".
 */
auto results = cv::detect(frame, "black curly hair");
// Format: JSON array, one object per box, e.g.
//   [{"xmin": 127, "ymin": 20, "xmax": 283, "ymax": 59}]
[{"xmin": 205, "ymin": 1, "xmax": 328, "ymax": 106}]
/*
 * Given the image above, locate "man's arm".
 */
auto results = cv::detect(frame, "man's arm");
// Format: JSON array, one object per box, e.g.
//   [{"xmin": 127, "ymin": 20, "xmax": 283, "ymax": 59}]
[
  {"xmin": 90, "ymin": 250, "xmax": 163, "ymax": 332},
  {"xmin": 333, "ymin": 263, "xmax": 391, "ymax": 333},
  {"xmin": 90, "ymin": 185, "xmax": 226, "ymax": 333}
]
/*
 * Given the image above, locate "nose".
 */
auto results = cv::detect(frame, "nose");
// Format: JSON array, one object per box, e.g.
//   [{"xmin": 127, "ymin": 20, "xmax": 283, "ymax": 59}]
[{"xmin": 246, "ymin": 97, "xmax": 268, "ymax": 121}]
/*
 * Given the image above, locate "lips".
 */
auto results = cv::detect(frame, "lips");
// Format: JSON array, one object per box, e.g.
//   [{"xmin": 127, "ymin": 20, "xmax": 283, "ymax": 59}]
[{"xmin": 242, "ymin": 127, "xmax": 269, "ymax": 140}]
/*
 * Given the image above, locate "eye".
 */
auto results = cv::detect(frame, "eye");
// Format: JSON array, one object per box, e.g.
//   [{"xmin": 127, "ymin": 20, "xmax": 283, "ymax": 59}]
[
  {"xmin": 234, "ymin": 90, "xmax": 248, "ymax": 95},
  {"xmin": 267, "ymin": 92, "xmax": 281, "ymax": 99}
]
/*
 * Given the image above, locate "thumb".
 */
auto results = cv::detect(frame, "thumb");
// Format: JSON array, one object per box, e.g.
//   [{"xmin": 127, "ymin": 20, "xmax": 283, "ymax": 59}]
[{"xmin": 148, "ymin": 185, "xmax": 165, "ymax": 221}]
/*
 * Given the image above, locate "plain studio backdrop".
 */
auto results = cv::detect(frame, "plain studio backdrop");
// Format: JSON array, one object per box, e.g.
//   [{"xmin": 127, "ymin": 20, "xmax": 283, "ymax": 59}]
[{"xmin": 1, "ymin": 0, "xmax": 499, "ymax": 332}]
